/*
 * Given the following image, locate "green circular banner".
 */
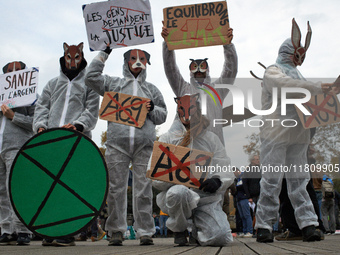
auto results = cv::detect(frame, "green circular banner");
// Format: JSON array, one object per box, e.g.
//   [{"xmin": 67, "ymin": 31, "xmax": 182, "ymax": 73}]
[{"xmin": 9, "ymin": 128, "xmax": 108, "ymax": 239}]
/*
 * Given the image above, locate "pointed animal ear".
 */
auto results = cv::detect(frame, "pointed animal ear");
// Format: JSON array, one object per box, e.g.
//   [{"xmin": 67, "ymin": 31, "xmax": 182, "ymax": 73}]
[
  {"xmin": 77, "ymin": 42, "xmax": 84, "ymax": 52},
  {"xmin": 203, "ymin": 58, "xmax": 208, "ymax": 61},
  {"xmin": 63, "ymin": 42, "xmax": 69, "ymax": 53},
  {"xmin": 189, "ymin": 59, "xmax": 194, "ymax": 62},
  {"xmin": 291, "ymin": 18, "xmax": 301, "ymax": 49},
  {"xmin": 143, "ymin": 50, "xmax": 151, "ymax": 65},
  {"xmin": 304, "ymin": 21, "xmax": 312, "ymax": 51},
  {"xmin": 193, "ymin": 93, "xmax": 200, "ymax": 102},
  {"xmin": 174, "ymin": 97, "xmax": 179, "ymax": 104}
]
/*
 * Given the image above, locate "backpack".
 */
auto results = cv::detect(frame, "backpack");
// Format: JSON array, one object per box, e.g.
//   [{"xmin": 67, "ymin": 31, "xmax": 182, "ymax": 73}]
[{"xmin": 322, "ymin": 179, "xmax": 334, "ymax": 199}]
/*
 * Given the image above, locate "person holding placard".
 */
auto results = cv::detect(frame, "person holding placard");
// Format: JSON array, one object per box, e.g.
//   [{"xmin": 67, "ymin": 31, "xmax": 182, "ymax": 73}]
[
  {"xmin": 151, "ymin": 94, "xmax": 234, "ymax": 246},
  {"xmin": 161, "ymin": 24, "xmax": 237, "ymax": 145},
  {"xmin": 33, "ymin": 42, "xmax": 99, "ymax": 246},
  {"xmin": 255, "ymin": 19, "xmax": 340, "ymax": 243},
  {"xmin": 85, "ymin": 46, "xmax": 167, "ymax": 246},
  {"xmin": 0, "ymin": 61, "xmax": 35, "ymax": 245}
]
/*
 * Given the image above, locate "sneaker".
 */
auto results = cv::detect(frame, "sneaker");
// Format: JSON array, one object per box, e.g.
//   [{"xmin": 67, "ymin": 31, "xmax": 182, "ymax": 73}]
[
  {"xmin": 174, "ymin": 231, "xmax": 188, "ymax": 246},
  {"xmin": 0, "ymin": 233, "xmax": 17, "ymax": 245},
  {"xmin": 256, "ymin": 228, "xmax": 273, "ymax": 243},
  {"xmin": 42, "ymin": 238, "xmax": 54, "ymax": 246},
  {"xmin": 140, "ymin": 236, "xmax": 154, "ymax": 245},
  {"xmin": 53, "ymin": 237, "xmax": 76, "ymax": 246},
  {"xmin": 316, "ymin": 229, "xmax": 325, "ymax": 240},
  {"xmin": 275, "ymin": 230, "xmax": 302, "ymax": 241},
  {"xmin": 244, "ymin": 232, "xmax": 253, "ymax": 238},
  {"xmin": 108, "ymin": 232, "xmax": 123, "ymax": 246},
  {"xmin": 302, "ymin": 225, "xmax": 321, "ymax": 242},
  {"xmin": 17, "ymin": 233, "xmax": 31, "ymax": 245}
]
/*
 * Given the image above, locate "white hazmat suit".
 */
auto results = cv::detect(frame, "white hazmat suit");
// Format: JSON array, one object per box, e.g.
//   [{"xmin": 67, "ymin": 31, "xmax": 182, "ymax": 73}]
[
  {"xmin": 162, "ymin": 42, "xmax": 238, "ymax": 145},
  {"xmin": 255, "ymin": 39, "xmax": 322, "ymax": 231},
  {"xmin": 151, "ymin": 118, "xmax": 234, "ymax": 246},
  {"xmin": 85, "ymin": 51, "xmax": 167, "ymax": 238},
  {"xmin": 0, "ymin": 104, "xmax": 35, "ymax": 236}
]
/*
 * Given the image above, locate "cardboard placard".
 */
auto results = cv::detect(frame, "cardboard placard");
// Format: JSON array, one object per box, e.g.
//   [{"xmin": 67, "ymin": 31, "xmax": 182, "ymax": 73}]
[
  {"xmin": 82, "ymin": 0, "xmax": 154, "ymax": 51},
  {"xmin": 0, "ymin": 67, "xmax": 38, "ymax": 109},
  {"xmin": 99, "ymin": 92, "xmax": 148, "ymax": 128},
  {"xmin": 146, "ymin": 141, "xmax": 213, "ymax": 189},
  {"xmin": 163, "ymin": 1, "xmax": 230, "ymax": 50},
  {"xmin": 296, "ymin": 93, "xmax": 340, "ymax": 129}
]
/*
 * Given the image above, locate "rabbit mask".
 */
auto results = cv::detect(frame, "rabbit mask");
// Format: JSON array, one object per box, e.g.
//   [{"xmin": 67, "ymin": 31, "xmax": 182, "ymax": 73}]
[{"xmin": 291, "ymin": 18, "xmax": 312, "ymax": 66}]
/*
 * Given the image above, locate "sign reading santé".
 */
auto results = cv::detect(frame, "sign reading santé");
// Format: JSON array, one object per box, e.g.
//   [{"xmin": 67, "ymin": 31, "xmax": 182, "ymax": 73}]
[
  {"xmin": 0, "ymin": 67, "xmax": 38, "ymax": 109},
  {"xmin": 164, "ymin": 1, "xmax": 230, "ymax": 50},
  {"xmin": 146, "ymin": 141, "xmax": 213, "ymax": 189}
]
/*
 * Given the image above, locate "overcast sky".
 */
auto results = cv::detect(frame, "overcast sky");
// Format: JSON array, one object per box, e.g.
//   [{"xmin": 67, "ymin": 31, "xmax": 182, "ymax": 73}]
[{"xmin": 1, "ymin": 0, "xmax": 339, "ymax": 167}]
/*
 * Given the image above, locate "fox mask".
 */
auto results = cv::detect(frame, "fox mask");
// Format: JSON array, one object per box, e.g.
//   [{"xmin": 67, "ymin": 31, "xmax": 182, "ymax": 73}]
[
  {"xmin": 63, "ymin": 42, "xmax": 84, "ymax": 70},
  {"xmin": 174, "ymin": 94, "xmax": 200, "ymax": 125}
]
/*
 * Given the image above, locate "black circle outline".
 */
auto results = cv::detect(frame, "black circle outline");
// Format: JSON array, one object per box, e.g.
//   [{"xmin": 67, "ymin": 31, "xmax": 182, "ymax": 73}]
[{"xmin": 9, "ymin": 128, "xmax": 108, "ymax": 239}]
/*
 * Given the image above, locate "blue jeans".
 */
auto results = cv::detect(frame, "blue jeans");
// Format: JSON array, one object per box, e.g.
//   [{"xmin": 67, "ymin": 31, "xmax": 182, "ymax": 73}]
[
  {"xmin": 237, "ymin": 199, "xmax": 253, "ymax": 234},
  {"xmin": 159, "ymin": 215, "xmax": 168, "ymax": 237}
]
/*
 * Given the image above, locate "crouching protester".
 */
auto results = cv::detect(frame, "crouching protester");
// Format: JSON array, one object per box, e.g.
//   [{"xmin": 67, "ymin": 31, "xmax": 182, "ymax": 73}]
[{"xmin": 150, "ymin": 94, "xmax": 234, "ymax": 246}]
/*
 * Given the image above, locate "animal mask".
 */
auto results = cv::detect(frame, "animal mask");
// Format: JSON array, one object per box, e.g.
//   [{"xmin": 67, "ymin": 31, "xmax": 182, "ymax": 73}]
[
  {"xmin": 291, "ymin": 18, "xmax": 312, "ymax": 66},
  {"xmin": 174, "ymin": 94, "xmax": 200, "ymax": 125},
  {"xmin": 3, "ymin": 61, "xmax": 26, "ymax": 74},
  {"xmin": 63, "ymin": 42, "xmax": 84, "ymax": 70},
  {"xmin": 189, "ymin": 58, "xmax": 209, "ymax": 73},
  {"xmin": 124, "ymin": 49, "xmax": 151, "ymax": 70}
]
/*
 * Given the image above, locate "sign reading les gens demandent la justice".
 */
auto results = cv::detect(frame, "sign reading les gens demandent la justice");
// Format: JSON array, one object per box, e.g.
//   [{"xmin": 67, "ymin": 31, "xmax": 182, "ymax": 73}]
[{"xmin": 164, "ymin": 1, "xmax": 230, "ymax": 50}]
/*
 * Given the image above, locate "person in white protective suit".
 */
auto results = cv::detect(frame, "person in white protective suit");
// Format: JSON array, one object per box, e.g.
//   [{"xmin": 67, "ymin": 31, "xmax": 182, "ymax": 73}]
[
  {"xmin": 255, "ymin": 18, "xmax": 339, "ymax": 243},
  {"xmin": 85, "ymin": 46, "xmax": 167, "ymax": 246},
  {"xmin": 0, "ymin": 61, "xmax": 35, "ymax": 245},
  {"xmin": 161, "ymin": 25, "xmax": 237, "ymax": 145},
  {"xmin": 33, "ymin": 42, "xmax": 99, "ymax": 247},
  {"xmin": 151, "ymin": 94, "xmax": 234, "ymax": 246},
  {"xmin": 33, "ymin": 42, "xmax": 99, "ymax": 139}
]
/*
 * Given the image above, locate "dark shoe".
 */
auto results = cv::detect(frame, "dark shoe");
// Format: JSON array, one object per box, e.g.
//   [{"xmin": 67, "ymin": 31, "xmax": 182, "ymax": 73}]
[
  {"xmin": 53, "ymin": 237, "xmax": 76, "ymax": 246},
  {"xmin": 140, "ymin": 236, "xmax": 154, "ymax": 245},
  {"xmin": 316, "ymin": 229, "xmax": 325, "ymax": 240},
  {"xmin": 75, "ymin": 235, "xmax": 87, "ymax": 241},
  {"xmin": 256, "ymin": 228, "xmax": 273, "ymax": 243},
  {"xmin": 174, "ymin": 231, "xmax": 189, "ymax": 246},
  {"xmin": 42, "ymin": 238, "xmax": 54, "ymax": 246},
  {"xmin": 108, "ymin": 232, "xmax": 123, "ymax": 246},
  {"xmin": 302, "ymin": 225, "xmax": 321, "ymax": 242},
  {"xmin": 17, "ymin": 233, "xmax": 31, "ymax": 245},
  {"xmin": 188, "ymin": 232, "xmax": 199, "ymax": 245},
  {"xmin": 0, "ymin": 233, "xmax": 17, "ymax": 245},
  {"xmin": 275, "ymin": 230, "xmax": 302, "ymax": 241}
]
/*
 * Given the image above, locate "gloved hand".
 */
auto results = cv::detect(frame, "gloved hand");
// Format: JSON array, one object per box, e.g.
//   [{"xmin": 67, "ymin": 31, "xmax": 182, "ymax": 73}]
[
  {"xmin": 199, "ymin": 178, "xmax": 221, "ymax": 193},
  {"xmin": 103, "ymin": 44, "xmax": 112, "ymax": 55}
]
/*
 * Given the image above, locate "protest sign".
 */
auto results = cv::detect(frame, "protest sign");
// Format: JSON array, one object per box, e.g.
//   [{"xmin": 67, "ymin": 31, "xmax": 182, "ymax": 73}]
[
  {"xmin": 163, "ymin": 1, "xmax": 230, "ymax": 50},
  {"xmin": 296, "ymin": 93, "xmax": 340, "ymax": 129},
  {"xmin": 82, "ymin": 0, "xmax": 154, "ymax": 51},
  {"xmin": 0, "ymin": 67, "xmax": 38, "ymax": 109},
  {"xmin": 146, "ymin": 141, "xmax": 213, "ymax": 189},
  {"xmin": 99, "ymin": 92, "xmax": 148, "ymax": 128}
]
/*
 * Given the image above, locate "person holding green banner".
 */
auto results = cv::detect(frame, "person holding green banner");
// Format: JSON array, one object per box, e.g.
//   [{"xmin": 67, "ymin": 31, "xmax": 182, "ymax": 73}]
[{"xmin": 0, "ymin": 61, "xmax": 35, "ymax": 245}]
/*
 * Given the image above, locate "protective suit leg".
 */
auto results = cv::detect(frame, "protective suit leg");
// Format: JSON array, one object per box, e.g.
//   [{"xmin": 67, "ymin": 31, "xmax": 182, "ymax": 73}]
[
  {"xmin": 0, "ymin": 151, "xmax": 31, "ymax": 234},
  {"xmin": 285, "ymin": 144, "xmax": 318, "ymax": 229},
  {"xmin": 105, "ymin": 146, "xmax": 130, "ymax": 236},
  {"xmin": 0, "ymin": 155, "xmax": 11, "ymax": 234},
  {"xmin": 192, "ymin": 198, "xmax": 233, "ymax": 246},
  {"xmin": 156, "ymin": 185, "xmax": 200, "ymax": 232},
  {"xmin": 255, "ymin": 140, "xmax": 285, "ymax": 231},
  {"xmin": 131, "ymin": 146, "xmax": 155, "ymax": 238}
]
